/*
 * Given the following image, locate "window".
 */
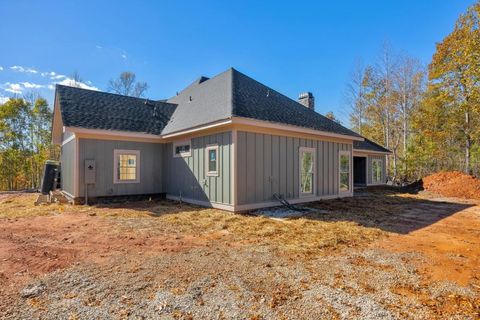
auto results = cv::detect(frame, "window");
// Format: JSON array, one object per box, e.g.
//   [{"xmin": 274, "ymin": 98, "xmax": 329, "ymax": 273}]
[
  {"xmin": 299, "ymin": 147, "xmax": 316, "ymax": 195},
  {"xmin": 113, "ymin": 149, "xmax": 140, "ymax": 184},
  {"xmin": 173, "ymin": 140, "xmax": 191, "ymax": 157},
  {"xmin": 339, "ymin": 151, "xmax": 351, "ymax": 193},
  {"xmin": 372, "ymin": 159, "xmax": 383, "ymax": 184},
  {"xmin": 206, "ymin": 144, "xmax": 219, "ymax": 176}
]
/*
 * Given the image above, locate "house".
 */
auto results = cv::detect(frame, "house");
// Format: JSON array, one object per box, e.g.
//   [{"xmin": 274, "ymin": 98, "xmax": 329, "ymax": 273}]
[{"xmin": 51, "ymin": 68, "xmax": 390, "ymax": 211}]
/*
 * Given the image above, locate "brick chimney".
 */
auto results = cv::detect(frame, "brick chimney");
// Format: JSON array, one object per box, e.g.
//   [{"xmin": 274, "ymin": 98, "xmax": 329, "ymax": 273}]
[{"xmin": 298, "ymin": 92, "xmax": 314, "ymax": 110}]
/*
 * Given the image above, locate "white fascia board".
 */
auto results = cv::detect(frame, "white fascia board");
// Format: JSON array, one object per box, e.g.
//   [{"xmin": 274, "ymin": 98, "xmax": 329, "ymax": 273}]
[{"xmin": 231, "ymin": 116, "xmax": 364, "ymax": 141}]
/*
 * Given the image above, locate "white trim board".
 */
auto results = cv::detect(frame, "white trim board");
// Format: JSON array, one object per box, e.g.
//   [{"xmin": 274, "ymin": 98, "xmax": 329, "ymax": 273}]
[
  {"xmin": 167, "ymin": 193, "xmax": 354, "ymax": 212},
  {"xmin": 234, "ymin": 193, "xmax": 354, "ymax": 212},
  {"xmin": 65, "ymin": 126, "xmax": 163, "ymax": 143},
  {"xmin": 61, "ymin": 134, "xmax": 75, "ymax": 146},
  {"xmin": 353, "ymin": 149, "xmax": 391, "ymax": 155},
  {"xmin": 162, "ymin": 119, "xmax": 233, "ymax": 138},
  {"xmin": 166, "ymin": 195, "xmax": 235, "ymax": 211},
  {"xmin": 232, "ymin": 117, "xmax": 364, "ymax": 141}
]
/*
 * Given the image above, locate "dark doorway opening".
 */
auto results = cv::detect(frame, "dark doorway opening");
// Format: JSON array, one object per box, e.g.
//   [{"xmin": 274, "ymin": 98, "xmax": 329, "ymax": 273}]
[{"xmin": 354, "ymin": 156, "xmax": 367, "ymax": 186}]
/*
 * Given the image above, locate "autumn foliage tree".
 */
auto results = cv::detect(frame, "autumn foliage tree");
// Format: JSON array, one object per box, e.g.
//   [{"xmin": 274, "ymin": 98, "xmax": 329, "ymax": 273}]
[
  {"xmin": 416, "ymin": 2, "xmax": 480, "ymax": 175},
  {"xmin": 0, "ymin": 96, "xmax": 53, "ymax": 190},
  {"xmin": 348, "ymin": 2, "xmax": 480, "ymax": 181}
]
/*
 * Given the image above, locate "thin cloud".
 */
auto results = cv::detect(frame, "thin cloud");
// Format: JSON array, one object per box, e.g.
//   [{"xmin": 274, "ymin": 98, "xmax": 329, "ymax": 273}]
[
  {"xmin": 56, "ymin": 78, "xmax": 99, "ymax": 91},
  {"xmin": 3, "ymin": 82, "xmax": 23, "ymax": 94},
  {"xmin": 121, "ymin": 53, "xmax": 127, "ymax": 59},
  {"xmin": 47, "ymin": 84, "xmax": 55, "ymax": 90},
  {"xmin": 41, "ymin": 71, "xmax": 66, "ymax": 80},
  {"xmin": 0, "ymin": 66, "xmax": 3, "ymax": 71},
  {"xmin": 21, "ymin": 82, "xmax": 45, "ymax": 89},
  {"xmin": 10, "ymin": 65, "xmax": 38, "ymax": 74},
  {"xmin": 96, "ymin": 45, "xmax": 103, "ymax": 49},
  {"xmin": 0, "ymin": 96, "xmax": 10, "ymax": 104}
]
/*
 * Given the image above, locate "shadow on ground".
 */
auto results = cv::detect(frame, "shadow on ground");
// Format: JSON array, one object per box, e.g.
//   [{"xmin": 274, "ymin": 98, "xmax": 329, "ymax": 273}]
[
  {"xmin": 303, "ymin": 187, "xmax": 473, "ymax": 234},
  {"xmin": 89, "ymin": 186, "xmax": 474, "ymax": 235}
]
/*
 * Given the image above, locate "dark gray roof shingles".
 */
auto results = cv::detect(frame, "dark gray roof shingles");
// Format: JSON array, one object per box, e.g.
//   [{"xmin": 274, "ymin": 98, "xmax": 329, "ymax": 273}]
[
  {"xmin": 57, "ymin": 85, "xmax": 177, "ymax": 135},
  {"xmin": 230, "ymin": 69, "xmax": 361, "ymax": 138},
  {"xmin": 57, "ymin": 68, "xmax": 366, "ymax": 139},
  {"xmin": 353, "ymin": 137, "xmax": 390, "ymax": 153}
]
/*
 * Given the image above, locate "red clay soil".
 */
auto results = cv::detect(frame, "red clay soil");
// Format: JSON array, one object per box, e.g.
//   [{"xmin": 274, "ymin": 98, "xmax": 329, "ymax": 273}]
[
  {"xmin": 422, "ymin": 171, "xmax": 480, "ymax": 200},
  {"xmin": 0, "ymin": 211, "xmax": 211, "ymax": 299}
]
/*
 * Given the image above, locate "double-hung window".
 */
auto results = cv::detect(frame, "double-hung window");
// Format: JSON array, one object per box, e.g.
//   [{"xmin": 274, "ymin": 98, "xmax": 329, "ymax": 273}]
[
  {"xmin": 299, "ymin": 147, "xmax": 316, "ymax": 195},
  {"xmin": 372, "ymin": 159, "xmax": 383, "ymax": 184},
  {"xmin": 113, "ymin": 149, "xmax": 140, "ymax": 184},
  {"xmin": 339, "ymin": 151, "xmax": 351, "ymax": 193},
  {"xmin": 206, "ymin": 144, "xmax": 219, "ymax": 176}
]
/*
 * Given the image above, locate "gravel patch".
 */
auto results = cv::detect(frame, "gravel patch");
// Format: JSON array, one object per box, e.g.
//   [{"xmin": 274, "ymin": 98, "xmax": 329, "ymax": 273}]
[{"xmin": 3, "ymin": 245, "xmax": 477, "ymax": 320}]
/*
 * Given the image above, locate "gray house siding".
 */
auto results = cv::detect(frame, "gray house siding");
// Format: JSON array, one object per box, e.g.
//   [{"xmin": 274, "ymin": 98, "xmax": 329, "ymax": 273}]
[
  {"xmin": 77, "ymin": 139, "xmax": 163, "ymax": 197},
  {"xmin": 60, "ymin": 138, "xmax": 75, "ymax": 196},
  {"xmin": 367, "ymin": 154, "xmax": 387, "ymax": 185},
  {"xmin": 236, "ymin": 131, "xmax": 352, "ymax": 206},
  {"xmin": 163, "ymin": 131, "xmax": 232, "ymax": 205}
]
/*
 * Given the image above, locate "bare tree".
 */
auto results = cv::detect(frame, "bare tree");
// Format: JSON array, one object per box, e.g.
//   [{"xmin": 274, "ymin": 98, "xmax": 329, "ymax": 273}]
[
  {"xmin": 346, "ymin": 60, "xmax": 368, "ymax": 134},
  {"xmin": 393, "ymin": 55, "xmax": 425, "ymax": 177},
  {"xmin": 108, "ymin": 72, "xmax": 149, "ymax": 97},
  {"xmin": 70, "ymin": 71, "xmax": 83, "ymax": 88}
]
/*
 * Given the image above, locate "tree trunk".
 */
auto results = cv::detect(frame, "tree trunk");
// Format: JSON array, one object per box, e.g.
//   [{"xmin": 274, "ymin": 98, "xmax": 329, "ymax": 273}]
[{"xmin": 465, "ymin": 110, "xmax": 471, "ymax": 175}]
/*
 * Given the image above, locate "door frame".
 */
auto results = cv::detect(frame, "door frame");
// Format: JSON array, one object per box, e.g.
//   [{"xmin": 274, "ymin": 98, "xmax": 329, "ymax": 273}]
[{"xmin": 353, "ymin": 155, "xmax": 367, "ymax": 186}]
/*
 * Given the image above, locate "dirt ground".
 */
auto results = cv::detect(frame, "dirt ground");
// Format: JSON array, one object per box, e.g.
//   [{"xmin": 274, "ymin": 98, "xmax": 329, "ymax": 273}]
[{"xmin": 0, "ymin": 189, "xmax": 479, "ymax": 319}]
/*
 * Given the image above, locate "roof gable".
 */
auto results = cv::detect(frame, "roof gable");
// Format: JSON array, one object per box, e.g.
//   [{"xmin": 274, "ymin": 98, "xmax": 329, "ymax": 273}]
[{"xmin": 162, "ymin": 69, "xmax": 233, "ymax": 134}]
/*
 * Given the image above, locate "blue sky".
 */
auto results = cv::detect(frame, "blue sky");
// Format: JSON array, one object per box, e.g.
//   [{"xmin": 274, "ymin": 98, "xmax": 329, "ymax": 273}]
[{"xmin": 0, "ymin": 0, "xmax": 473, "ymax": 125}]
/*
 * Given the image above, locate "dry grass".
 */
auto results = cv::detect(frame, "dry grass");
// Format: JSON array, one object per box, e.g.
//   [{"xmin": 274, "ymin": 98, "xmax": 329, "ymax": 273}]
[
  {"xmin": 0, "ymin": 194, "xmax": 385, "ymax": 254},
  {"xmin": 91, "ymin": 199, "xmax": 385, "ymax": 254},
  {"xmin": 160, "ymin": 210, "xmax": 384, "ymax": 253},
  {"xmin": 0, "ymin": 194, "xmax": 68, "ymax": 218}
]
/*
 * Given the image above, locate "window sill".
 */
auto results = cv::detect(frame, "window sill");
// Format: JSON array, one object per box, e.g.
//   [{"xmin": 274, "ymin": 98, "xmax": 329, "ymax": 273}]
[
  {"xmin": 206, "ymin": 172, "xmax": 219, "ymax": 177},
  {"xmin": 113, "ymin": 180, "xmax": 140, "ymax": 184}
]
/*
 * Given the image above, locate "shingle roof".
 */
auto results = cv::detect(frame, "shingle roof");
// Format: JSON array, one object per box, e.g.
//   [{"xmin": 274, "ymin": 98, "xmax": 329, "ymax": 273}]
[
  {"xmin": 56, "ymin": 85, "xmax": 177, "ymax": 135},
  {"xmin": 163, "ymin": 68, "xmax": 362, "ymax": 138},
  {"xmin": 353, "ymin": 137, "xmax": 390, "ymax": 153},
  {"xmin": 56, "ymin": 68, "xmax": 364, "ymax": 139},
  {"xmin": 163, "ymin": 70, "xmax": 233, "ymax": 134},
  {"xmin": 230, "ymin": 69, "xmax": 361, "ymax": 138}
]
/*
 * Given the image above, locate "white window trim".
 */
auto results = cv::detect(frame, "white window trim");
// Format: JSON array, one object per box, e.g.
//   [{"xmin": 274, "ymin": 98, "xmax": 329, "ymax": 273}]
[
  {"xmin": 299, "ymin": 147, "xmax": 316, "ymax": 197},
  {"xmin": 173, "ymin": 139, "xmax": 192, "ymax": 158},
  {"xmin": 205, "ymin": 144, "xmax": 219, "ymax": 177},
  {"xmin": 338, "ymin": 150, "xmax": 352, "ymax": 194},
  {"xmin": 113, "ymin": 149, "xmax": 140, "ymax": 184},
  {"xmin": 372, "ymin": 158, "xmax": 383, "ymax": 184}
]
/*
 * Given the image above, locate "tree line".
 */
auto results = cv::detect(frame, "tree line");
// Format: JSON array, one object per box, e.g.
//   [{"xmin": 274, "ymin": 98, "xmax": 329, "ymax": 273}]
[
  {"xmin": 0, "ymin": 72, "xmax": 148, "ymax": 191},
  {"xmin": 347, "ymin": 1, "xmax": 480, "ymax": 182},
  {"xmin": 1, "ymin": 2, "xmax": 478, "ymax": 190}
]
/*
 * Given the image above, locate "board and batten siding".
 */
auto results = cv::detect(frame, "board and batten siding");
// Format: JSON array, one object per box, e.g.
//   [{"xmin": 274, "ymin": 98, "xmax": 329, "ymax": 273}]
[
  {"xmin": 77, "ymin": 139, "xmax": 163, "ymax": 197},
  {"xmin": 163, "ymin": 131, "xmax": 232, "ymax": 205},
  {"xmin": 367, "ymin": 154, "xmax": 387, "ymax": 185},
  {"xmin": 60, "ymin": 138, "xmax": 75, "ymax": 196},
  {"xmin": 236, "ymin": 131, "xmax": 352, "ymax": 205}
]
